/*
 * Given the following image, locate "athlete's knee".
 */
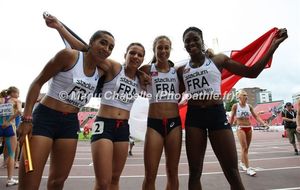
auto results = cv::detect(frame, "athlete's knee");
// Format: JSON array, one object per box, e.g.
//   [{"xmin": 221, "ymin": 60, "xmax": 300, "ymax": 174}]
[
  {"xmin": 241, "ymin": 146, "xmax": 249, "ymax": 153},
  {"xmin": 111, "ymin": 174, "xmax": 121, "ymax": 185},
  {"xmin": 224, "ymin": 167, "xmax": 241, "ymax": 183},
  {"xmin": 144, "ymin": 172, "xmax": 157, "ymax": 184},
  {"xmin": 228, "ymin": 166, "xmax": 240, "ymax": 174},
  {"xmin": 189, "ymin": 167, "xmax": 202, "ymax": 181},
  {"xmin": 7, "ymin": 151, "xmax": 15, "ymax": 158},
  {"xmin": 18, "ymin": 183, "xmax": 40, "ymax": 190},
  {"xmin": 47, "ymin": 177, "xmax": 67, "ymax": 190},
  {"xmin": 166, "ymin": 165, "xmax": 179, "ymax": 179},
  {"xmin": 95, "ymin": 179, "xmax": 111, "ymax": 190}
]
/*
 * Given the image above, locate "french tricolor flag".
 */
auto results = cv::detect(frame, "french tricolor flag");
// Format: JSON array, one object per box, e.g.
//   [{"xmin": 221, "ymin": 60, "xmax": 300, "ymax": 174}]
[{"xmin": 221, "ymin": 27, "xmax": 279, "ymax": 95}]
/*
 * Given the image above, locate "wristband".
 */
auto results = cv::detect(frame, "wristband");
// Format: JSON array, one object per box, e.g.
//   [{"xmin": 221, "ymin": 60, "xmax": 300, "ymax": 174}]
[{"xmin": 21, "ymin": 116, "xmax": 33, "ymax": 123}]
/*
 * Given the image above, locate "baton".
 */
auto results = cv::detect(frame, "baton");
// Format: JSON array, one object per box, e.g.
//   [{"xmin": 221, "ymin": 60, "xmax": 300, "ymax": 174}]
[{"xmin": 23, "ymin": 135, "xmax": 33, "ymax": 173}]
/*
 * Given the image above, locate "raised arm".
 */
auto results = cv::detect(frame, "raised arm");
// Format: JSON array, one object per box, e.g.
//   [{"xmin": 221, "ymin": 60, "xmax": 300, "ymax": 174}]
[
  {"xmin": 218, "ymin": 28, "xmax": 288, "ymax": 78},
  {"xmin": 43, "ymin": 12, "xmax": 89, "ymax": 51}
]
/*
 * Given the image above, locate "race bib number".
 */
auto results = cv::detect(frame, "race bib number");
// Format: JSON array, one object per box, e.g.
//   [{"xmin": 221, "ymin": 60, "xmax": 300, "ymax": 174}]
[
  {"xmin": 154, "ymin": 82, "xmax": 177, "ymax": 101},
  {"xmin": 240, "ymin": 111, "xmax": 250, "ymax": 118},
  {"xmin": 0, "ymin": 103, "xmax": 13, "ymax": 117},
  {"xmin": 63, "ymin": 78, "xmax": 96, "ymax": 107},
  {"xmin": 92, "ymin": 121, "xmax": 104, "ymax": 135},
  {"xmin": 114, "ymin": 76, "xmax": 139, "ymax": 104}
]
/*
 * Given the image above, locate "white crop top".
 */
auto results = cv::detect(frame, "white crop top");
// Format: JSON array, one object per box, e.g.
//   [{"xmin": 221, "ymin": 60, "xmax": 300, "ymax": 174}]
[
  {"xmin": 236, "ymin": 103, "xmax": 252, "ymax": 119},
  {"xmin": 47, "ymin": 52, "xmax": 99, "ymax": 108},
  {"xmin": 101, "ymin": 66, "xmax": 140, "ymax": 111},
  {"xmin": 0, "ymin": 98, "xmax": 14, "ymax": 125},
  {"xmin": 147, "ymin": 64, "xmax": 179, "ymax": 104},
  {"xmin": 182, "ymin": 57, "xmax": 221, "ymax": 96}
]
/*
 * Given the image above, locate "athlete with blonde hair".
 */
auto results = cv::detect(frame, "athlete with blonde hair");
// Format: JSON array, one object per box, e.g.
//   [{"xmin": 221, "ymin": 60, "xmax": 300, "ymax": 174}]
[{"xmin": 230, "ymin": 90, "xmax": 268, "ymax": 176}]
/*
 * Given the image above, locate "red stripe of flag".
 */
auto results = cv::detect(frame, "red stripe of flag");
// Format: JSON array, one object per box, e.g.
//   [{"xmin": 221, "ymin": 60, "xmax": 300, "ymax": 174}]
[{"xmin": 221, "ymin": 27, "xmax": 279, "ymax": 95}]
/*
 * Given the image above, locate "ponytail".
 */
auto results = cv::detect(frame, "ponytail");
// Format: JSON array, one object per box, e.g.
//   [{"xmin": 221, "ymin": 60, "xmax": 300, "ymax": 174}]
[{"xmin": 0, "ymin": 89, "xmax": 8, "ymax": 98}]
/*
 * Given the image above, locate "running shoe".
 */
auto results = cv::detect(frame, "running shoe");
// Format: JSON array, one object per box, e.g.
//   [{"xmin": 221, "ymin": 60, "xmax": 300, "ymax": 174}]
[
  {"xmin": 246, "ymin": 167, "xmax": 256, "ymax": 176},
  {"xmin": 15, "ymin": 161, "xmax": 19, "ymax": 169},
  {"xmin": 6, "ymin": 178, "xmax": 18, "ymax": 187},
  {"xmin": 239, "ymin": 162, "xmax": 247, "ymax": 171}
]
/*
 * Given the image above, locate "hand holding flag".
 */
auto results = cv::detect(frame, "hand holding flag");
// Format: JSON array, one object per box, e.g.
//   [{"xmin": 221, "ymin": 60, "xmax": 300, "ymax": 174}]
[
  {"xmin": 43, "ymin": 12, "xmax": 105, "ymax": 96},
  {"xmin": 43, "ymin": 11, "xmax": 88, "ymax": 49},
  {"xmin": 221, "ymin": 27, "xmax": 287, "ymax": 95}
]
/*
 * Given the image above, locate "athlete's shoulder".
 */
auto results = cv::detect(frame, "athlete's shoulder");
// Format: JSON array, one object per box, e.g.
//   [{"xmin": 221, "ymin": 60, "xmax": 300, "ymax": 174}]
[
  {"xmin": 139, "ymin": 64, "xmax": 151, "ymax": 74},
  {"xmin": 10, "ymin": 97, "xmax": 18, "ymax": 104},
  {"xmin": 210, "ymin": 53, "xmax": 229, "ymax": 65},
  {"xmin": 175, "ymin": 59, "xmax": 189, "ymax": 68},
  {"xmin": 232, "ymin": 103, "xmax": 238, "ymax": 109},
  {"xmin": 106, "ymin": 59, "xmax": 121, "ymax": 66},
  {"xmin": 247, "ymin": 104, "xmax": 253, "ymax": 109},
  {"xmin": 106, "ymin": 58, "xmax": 122, "ymax": 72},
  {"xmin": 57, "ymin": 48, "xmax": 78, "ymax": 56},
  {"xmin": 175, "ymin": 59, "xmax": 189, "ymax": 73},
  {"xmin": 53, "ymin": 49, "xmax": 79, "ymax": 63}
]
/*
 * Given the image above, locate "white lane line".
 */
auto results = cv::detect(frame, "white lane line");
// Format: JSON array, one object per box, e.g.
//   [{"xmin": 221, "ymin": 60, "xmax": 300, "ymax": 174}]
[
  {"xmin": 269, "ymin": 187, "xmax": 300, "ymax": 190},
  {"xmin": 75, "ymin": 148, "xmax": 291, "ymax": 156},
  {"xmin": 76, "ymin": 143, "xmax": 291, "ymax": 153},
  {"xmin": 1, "ymin": 166, "xmax": 299, "ymax": 179},
  {"xmin": 73, "ymin": 150, "xmax": 300, "ymax": 160},
  {"xmin": 254, "ymin": 166, "xmax": 300, "ymax": 171},
  {"xmin": 43, "ymin": 156, "xmax": 299, "ymax": 167}
]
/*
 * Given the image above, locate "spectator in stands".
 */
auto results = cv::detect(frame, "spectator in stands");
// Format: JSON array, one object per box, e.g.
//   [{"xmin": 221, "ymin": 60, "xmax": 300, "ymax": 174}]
[
  {"xmin": 230, "ymin": 90, "xmax": 268, "ymax": 176},
  {"xmin": 282, "ymin": 102, "xmax": 300, "ymax": 155},
  {"xmin": 83, "ymin": 127, "xmax": 90, "ymax": 139},
  {"xmin": 80, "ymin": 114, "xmax": 95, "ymax": 139}
]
